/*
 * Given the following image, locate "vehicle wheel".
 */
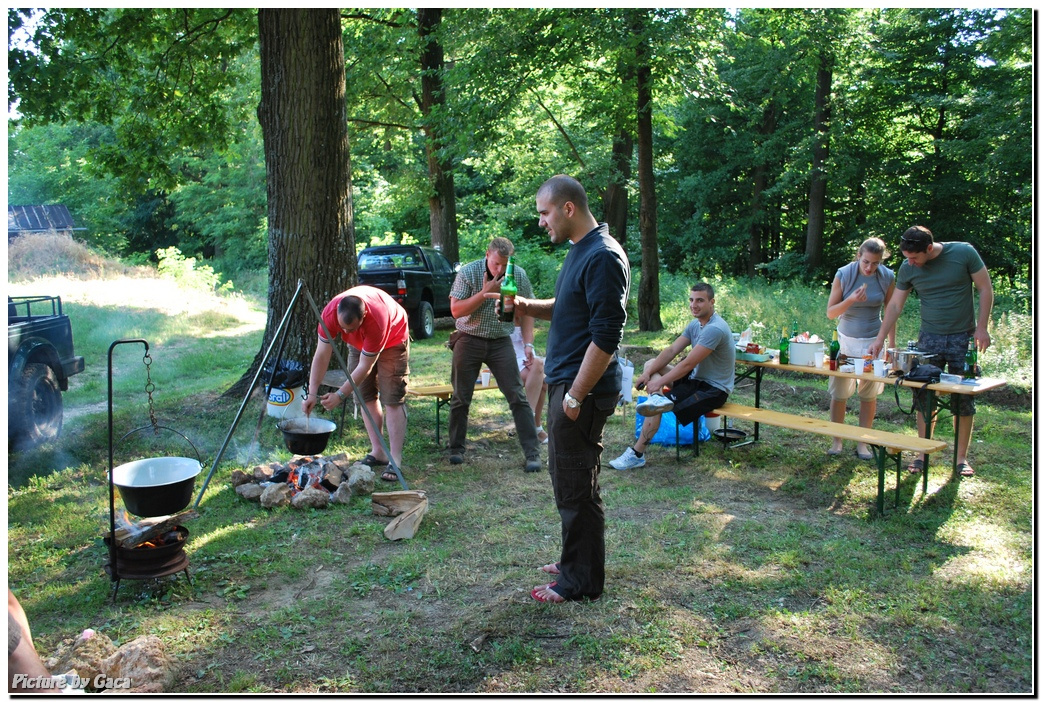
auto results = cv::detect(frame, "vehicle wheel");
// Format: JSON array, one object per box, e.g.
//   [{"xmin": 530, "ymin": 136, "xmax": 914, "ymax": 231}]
[
  {"xmin": 411, "ymin": 301, "xmax": 435, "ymax": 340},
  {"xmin": 11, "ymin": 363, "xmax": 63, "ymax": 450}
]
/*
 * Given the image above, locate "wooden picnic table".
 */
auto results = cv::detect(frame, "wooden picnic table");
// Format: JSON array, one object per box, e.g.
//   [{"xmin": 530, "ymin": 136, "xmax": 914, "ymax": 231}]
[
  {"xmin": 734, "ymin": 356, "xmax": 1006, "ymax": 494},
  {"xmin": 406, "ymin": 374, "xmax": 499, "ymax": 446}
]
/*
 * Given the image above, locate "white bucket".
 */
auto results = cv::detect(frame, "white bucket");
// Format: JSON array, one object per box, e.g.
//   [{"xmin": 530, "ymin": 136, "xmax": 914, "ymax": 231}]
[
  {"xmin": 619, "ymin": 358, "xmax": 635, "ymax": 403},
  {"xmin": 268, "ymin": 386, "xmax": 306, "ymax": 420},
  {"xmin": 705, "ymin": 412, "xmax": 722, "ymax": 433}
]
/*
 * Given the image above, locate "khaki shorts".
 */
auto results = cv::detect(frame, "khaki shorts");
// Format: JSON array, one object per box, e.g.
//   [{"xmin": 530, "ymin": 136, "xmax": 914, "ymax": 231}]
[{"xmin": 348, "ymin": 340, "xmax": 410, "ymax": 405}]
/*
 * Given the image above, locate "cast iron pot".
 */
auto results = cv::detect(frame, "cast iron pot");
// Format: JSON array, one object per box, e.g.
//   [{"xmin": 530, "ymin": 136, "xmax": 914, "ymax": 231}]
[
  {"xmin": 277, "ymin": 417, "xmax": 337, "ymax": 455},
  {"xmin": 887, "ymin": 348, "xmax": 934, "ymax": 375},
  {"xmin": 112, "ymin": 456, "xmax": 202, "ymax": 518}
]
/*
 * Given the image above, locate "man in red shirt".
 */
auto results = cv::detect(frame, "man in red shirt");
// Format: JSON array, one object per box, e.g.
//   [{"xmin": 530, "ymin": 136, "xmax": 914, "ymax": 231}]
[{"xmin": 302, "ymin": 285, "xmax": 410, "ymax": 482}]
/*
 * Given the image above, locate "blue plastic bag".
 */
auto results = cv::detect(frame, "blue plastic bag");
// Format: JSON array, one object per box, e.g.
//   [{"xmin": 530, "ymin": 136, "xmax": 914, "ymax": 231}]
[{"xmin": 634, "ymin": 397, "xmax": 710, "ymax": 445}]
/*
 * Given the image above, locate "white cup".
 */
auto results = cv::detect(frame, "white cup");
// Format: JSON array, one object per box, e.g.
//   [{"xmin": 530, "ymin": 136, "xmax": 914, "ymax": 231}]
[
  {"xmin": 480, "ymin": 371, "xmax": 491, "ymax": 386},
  {"xmin": 873, "ymin": 361, "xmax": 887, "ymax": 377},
  {"xmin": 853, "ymin": 358, "xmax": 866, "ymax": 374},
  {"xmin": 814, "ymin": 351, "xmax": 825, "ymax": 368}
]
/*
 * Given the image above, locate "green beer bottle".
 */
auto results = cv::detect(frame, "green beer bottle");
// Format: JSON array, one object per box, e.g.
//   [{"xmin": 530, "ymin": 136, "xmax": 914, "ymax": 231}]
[
  {"xmin": 964, "ymin": 338, "xmax": 978, "ymax": 379},
  {"xmin": 499, "ymin": 257, "xmax": 517, "ymax": 323},
  {"xmin": 828, "ymin": 329, "xmax": 840, "ymax": 370},
  {"xmin": 778, "ymin": 327, "xmax": 790, "ymax": 365}
]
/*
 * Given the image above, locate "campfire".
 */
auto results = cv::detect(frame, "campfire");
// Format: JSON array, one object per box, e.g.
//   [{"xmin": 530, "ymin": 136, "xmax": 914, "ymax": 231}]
[
  {"xmin": 132, "ymin": 529, "xmax": 185, "ymax": 550},
  {"xmin": 281, "ymin": 455, "xmax": 343, "ymax": 494},
  {"xmin": 230, "ymin": 452, "xmax": 429, "ymax": 540},
  {"xmin": 231, "ymin": 452, "xmax": 367, "ymax": 510}
]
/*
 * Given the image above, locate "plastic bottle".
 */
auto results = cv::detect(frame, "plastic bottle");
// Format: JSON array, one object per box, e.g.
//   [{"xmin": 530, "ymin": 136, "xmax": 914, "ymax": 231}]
[
  {"xmin": 829, "ymin": 329, "xmax": 840, "ymax": 370},
  {"xmin": 779, "ymin": 327, "xmax": 790, "ymax": 365},
  {"xmin": 498, "ymin": 257, "xmax": 517, "ymax": 322}
]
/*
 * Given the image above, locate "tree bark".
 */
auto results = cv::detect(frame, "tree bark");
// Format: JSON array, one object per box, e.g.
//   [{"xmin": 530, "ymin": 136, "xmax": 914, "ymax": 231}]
[
  {"xmin": 633, "ymin": 11, "xmax": 661, "ymax": 332},
  {"xmin": 805, "ymin": 52, "xmax": 833, "ymax": 272},
  {"xmin": 418, "ymin": 8, "xmax": 458, "ymax": 264},
  {"xmin": 748, "ymin": 101, "xmax": 778, "ymax": 276},
  {"xmin": 603, "ymin": 130, "xmax": 633, "ymax": 248},
  {"xmin": 234, "ymin": 9, "xmax": 355, "ymax": 397}
]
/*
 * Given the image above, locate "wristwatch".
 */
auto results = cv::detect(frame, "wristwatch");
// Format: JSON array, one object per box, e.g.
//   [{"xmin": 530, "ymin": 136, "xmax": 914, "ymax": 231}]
[
  {"xmin": 564, "ymin": 391, "xmax": 582, "ymax": 410},
  {"xmin": 335, "ymin": 389, "xmax": 347, "ymax": 401}
]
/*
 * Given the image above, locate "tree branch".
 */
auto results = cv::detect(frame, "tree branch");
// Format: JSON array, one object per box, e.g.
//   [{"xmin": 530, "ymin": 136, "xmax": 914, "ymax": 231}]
[
  {"xmin": 528, "ymin": 88, "xmax": 586, "ymax": 169},
  {"xmin": 340, "ymin": 11, "xmax": 408, "ymax": 29},
  {"xmin": 348, "ymin": 118, "xmax": 417, "ymax": 131}
]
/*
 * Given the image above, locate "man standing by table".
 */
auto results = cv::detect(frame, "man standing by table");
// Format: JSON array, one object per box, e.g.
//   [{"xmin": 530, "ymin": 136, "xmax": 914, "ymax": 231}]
[
  {"xmin": 608, "ymin": 282, "xmax": 735, "ymax": 471},
  {"xmin": 514, "ymin": 174, "xmax": 630, "ymax": 604},
  {"xmin": 448, "ymin": 237, "xmax": 542, "ymax": 473},
  {"xmin": 302, "ymin": 285, "xmax": 410, "ymax": 483},
  {"xmin": 867, "ymin": 225, "xmax": 993, "ymax": 477}
]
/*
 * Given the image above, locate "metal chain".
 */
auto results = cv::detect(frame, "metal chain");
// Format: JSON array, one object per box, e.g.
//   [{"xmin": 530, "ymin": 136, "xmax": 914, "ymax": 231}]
[{"xmin": 143, "ymin": 351, "xmax": 159, "ymax": 434}]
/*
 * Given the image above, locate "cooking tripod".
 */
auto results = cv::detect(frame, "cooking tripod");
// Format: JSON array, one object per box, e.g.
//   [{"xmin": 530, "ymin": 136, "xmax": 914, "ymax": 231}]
[{"xmin": 193, "ymin": 280, "xmax": 407, "ymax": 509}]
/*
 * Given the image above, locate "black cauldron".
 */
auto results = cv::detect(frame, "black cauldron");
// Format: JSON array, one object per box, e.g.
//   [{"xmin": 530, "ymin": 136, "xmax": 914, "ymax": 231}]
[
  {"xmin": 277, "ymin": 417, "xmax": 336, "ymax": 455},
  {"xmin": 112, "ymin": 456, "xmax": 201, "ymax": 517}
]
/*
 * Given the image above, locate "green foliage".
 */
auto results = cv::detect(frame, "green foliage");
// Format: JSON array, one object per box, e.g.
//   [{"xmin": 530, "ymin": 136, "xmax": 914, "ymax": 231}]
[
  {"xmin": 358, "ymin": 231, "xmax": 419, "ymax": 250},
  {"xmin": 7, "ymin": 6, "xmax": 1032, "ymax": 302},
  {"xmin": 155, "ymin": 246, "xmax": 234, "ymax": 294}
]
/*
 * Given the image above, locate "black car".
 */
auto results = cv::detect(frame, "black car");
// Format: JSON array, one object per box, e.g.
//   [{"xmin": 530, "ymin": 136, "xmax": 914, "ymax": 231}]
[{"xmin": 357, "ymin": 245, "xmax": 457, "ymax": 339}]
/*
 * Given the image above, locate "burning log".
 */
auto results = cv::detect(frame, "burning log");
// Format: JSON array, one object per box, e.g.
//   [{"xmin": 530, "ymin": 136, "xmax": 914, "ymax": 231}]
[
  {"xmin": 115, "ymin": 510, "xmax": 198, "ymax": 549},
  {"xmin": 371, "ymin": 491, "xmax": 429, "ymax": 541}
]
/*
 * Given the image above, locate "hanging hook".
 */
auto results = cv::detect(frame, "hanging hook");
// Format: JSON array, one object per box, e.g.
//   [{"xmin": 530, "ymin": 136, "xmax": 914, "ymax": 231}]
[{"xmin": 143, "ymin": 351, "xmax": 159, "ymax": 435}]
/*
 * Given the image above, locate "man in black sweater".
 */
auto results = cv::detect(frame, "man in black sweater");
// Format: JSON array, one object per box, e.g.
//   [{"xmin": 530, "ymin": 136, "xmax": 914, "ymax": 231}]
[{"xmin": 513, "ymin": 175, "xmax": 630, "ymax": 603}]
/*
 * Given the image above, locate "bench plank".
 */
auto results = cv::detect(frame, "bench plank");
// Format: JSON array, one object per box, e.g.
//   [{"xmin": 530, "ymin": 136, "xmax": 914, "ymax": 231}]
[
  {"xmin": 716, "ymin": 402, "xmax": 946, "ymax": 454},
  {"xmin": 710, "ymin": 402, "xmax": 947, "ymax": 515}
]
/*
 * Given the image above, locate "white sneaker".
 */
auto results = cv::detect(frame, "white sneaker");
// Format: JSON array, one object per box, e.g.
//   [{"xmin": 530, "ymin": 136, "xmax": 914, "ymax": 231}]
[
  {"xmin": 609, "ymin": 446, "xmax": 646, "ymax": 470},
  {"xmin": 637, "ymin": 393, "xmax": 674, "ymax": 416}
]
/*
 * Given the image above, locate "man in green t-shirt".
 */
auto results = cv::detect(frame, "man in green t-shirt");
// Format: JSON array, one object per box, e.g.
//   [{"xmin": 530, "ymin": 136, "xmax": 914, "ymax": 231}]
[{"xmin": 868, "ymin": 225, "xmax": 993, "ymax": 478}]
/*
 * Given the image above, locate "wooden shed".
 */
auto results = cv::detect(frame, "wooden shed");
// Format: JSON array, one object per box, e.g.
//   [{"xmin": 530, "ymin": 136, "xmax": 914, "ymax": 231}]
[{"xmin": 8, "ymin": 205, "xmax": 81, "ymax": 240}]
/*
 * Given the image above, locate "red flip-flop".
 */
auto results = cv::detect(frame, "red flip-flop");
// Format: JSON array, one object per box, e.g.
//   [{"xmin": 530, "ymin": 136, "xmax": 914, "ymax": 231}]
[{"xmin": 531, "ymin": 583, "xmax": 566, "ymax": 603}]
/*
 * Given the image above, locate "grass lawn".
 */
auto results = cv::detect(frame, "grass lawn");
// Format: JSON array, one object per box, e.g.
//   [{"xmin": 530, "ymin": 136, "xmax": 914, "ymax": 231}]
[{"xmin": 7, "ymin": 266, "xmax": 1033, "ymax": 694}]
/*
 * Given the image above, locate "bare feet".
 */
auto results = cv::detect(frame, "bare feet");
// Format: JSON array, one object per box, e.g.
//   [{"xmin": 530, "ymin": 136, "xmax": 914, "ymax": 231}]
[
  {"xmin": 531, "ymin": 583, "xmax": 566, "ymax": 603},
  {"xmin": 539, "ymin": 562, "xmax": 560, "ymax": 575}
]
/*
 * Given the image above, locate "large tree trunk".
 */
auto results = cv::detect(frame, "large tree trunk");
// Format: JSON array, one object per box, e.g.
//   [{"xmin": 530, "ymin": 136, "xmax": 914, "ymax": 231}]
[
  {"xmin": 748, "ymin": 101, "xmax": 778, "ymax": 277},
  {"xmin": 805, "ymin": 53, "xmax": 833, "ymax": 272},
  {"xmin": 233, "ymin": 9, "xmax": 355, "ymax": 396},
  {"xmin": 418, "ymin": 8, "xmax": 458, "ymax": 264},
  {"xmin": 603, "ymin": 130, "xmax": 633, "ymax": 248},
  {"xmin": 633, "ymin": 11, "xmax": 661, "ymax": 333}
]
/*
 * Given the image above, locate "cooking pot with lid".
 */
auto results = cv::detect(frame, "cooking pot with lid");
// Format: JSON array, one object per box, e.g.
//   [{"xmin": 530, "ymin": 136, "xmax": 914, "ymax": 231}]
[{"xmin": 887, "ymin": 348, "xmax": 934, "ymax": 375}]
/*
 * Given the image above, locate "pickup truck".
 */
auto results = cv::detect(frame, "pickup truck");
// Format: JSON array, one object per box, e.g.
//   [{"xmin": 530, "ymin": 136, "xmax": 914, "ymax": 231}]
[
  {"xmin": 357, "ymin": 245, "xmax": 457, "ymax": 339},
  {"xmin": 8, "ymin": 295, "xmax": 85, "ymax": 449}
]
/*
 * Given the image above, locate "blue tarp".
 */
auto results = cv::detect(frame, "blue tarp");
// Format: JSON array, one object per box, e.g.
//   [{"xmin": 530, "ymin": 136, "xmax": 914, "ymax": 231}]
[{"xmin": 634, "ymin": 396, "xmax": 711, "ymax": 445}]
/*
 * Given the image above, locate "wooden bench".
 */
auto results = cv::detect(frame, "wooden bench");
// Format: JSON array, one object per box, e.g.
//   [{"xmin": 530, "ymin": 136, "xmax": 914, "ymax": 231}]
[
  {"xmin": 407, "ymin": 378, "xmax": 499, "ymax": 446},
  {"xmin": 678, "ymin": 402, "xmax": 947, "ymax": 514}
]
